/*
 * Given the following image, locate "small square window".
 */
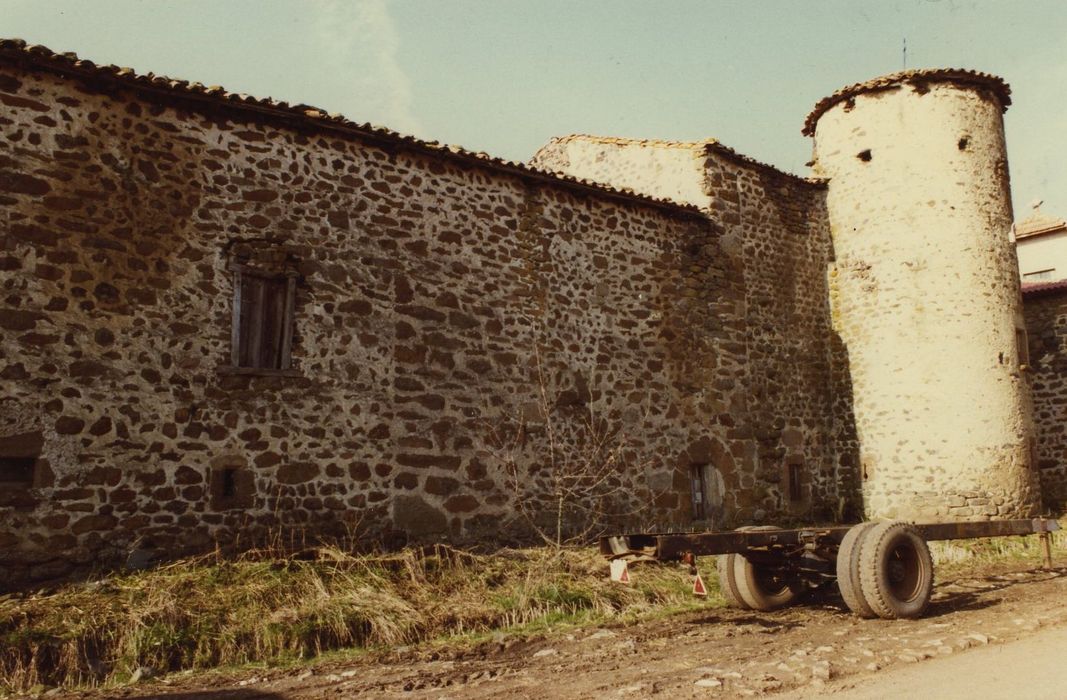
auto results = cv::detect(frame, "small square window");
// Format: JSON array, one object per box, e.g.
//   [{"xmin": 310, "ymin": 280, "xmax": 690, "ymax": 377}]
[
  {"xmin": 0, "ymin": 456, "xmax": 35, "ymax": 486},
  {"xmin": 231, "ymin": 267, "xmax": 297, "ymax": 371},
  {"xmin": 0, "ymin": 431, "xmax": 44, "ymax": 488},
  {"xmin": 210, "ymin": 466, "xmax": 254, "ymax": 510}
]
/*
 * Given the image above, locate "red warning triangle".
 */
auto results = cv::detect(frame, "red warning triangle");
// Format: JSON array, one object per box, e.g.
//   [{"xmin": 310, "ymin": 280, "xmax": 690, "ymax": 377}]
[
  {"xmin": 692, "ymin": 572, "xmax": 707, "ymax": 597},
  {"xmin": 610, "ymin": 559, "xmax": 630, "ymax": 584}
]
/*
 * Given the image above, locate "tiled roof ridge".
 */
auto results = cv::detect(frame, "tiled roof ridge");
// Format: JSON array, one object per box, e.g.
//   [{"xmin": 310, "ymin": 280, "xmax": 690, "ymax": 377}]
[
  {"xmin": 1015, "ymin": 211, "xmax": 1067, "ymax": 239},
  {"xmin": 0, "ymin": 38, "xmax": 704, "ymax": 218},
  {"xmin": 702, "ymin": 141, "xmax": 825, "ymax": 187},
  {"xmin": 542, "ymin": 134, "xmax": 718, "ymax": 150},
  {"xmin": 538, "ymin": 134, "xmax": 825, "ymax": 187},
  {"xmin": 1022, "ymin": 279, "xmax": 1067, "ymax": 298},
  {"xmin": 803, "ymin": 68, "xmax": 1011, "ymax": 136}
]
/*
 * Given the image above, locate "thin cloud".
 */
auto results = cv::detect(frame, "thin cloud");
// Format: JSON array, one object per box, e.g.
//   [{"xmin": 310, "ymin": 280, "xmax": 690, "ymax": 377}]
[{"xmin": 312, "ymin": 0, "xmax": 423, "ymax": 136}]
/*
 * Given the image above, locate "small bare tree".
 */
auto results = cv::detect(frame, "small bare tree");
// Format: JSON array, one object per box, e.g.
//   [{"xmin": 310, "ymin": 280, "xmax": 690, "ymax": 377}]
[{"xmin": 483, "ymin": 350, "xmax": 663, "ymax": 547}]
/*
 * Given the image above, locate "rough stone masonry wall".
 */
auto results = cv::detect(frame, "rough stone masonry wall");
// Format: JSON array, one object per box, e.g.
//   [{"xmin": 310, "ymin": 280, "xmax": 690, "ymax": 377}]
[
  {"xmin": 1023, "ymin": 288, "xmax": 1067, "ymax": 511},
  {"xmin": 0, "ymin": 60, "xmax": 759, "ymax": 588},
  {"xmin": 533, "ymin": 136, "xmax": 854, "ymax": 522},
  {"xmin": 700, "ymin": 149, "xmax": 855, "ymax": 522}
]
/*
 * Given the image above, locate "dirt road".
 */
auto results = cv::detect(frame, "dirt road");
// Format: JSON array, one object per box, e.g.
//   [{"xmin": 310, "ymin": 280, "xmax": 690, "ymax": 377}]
[
  {"xmin": 62, "ymin": 563, "xmax": 1067, "ymax": 699},
  {"xmin": 782, "ymin": 625, "xmax": 1067, "ymax": 700}
]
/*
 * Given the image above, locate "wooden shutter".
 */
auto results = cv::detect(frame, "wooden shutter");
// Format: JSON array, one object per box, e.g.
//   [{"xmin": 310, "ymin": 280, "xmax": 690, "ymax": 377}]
[{"xmin": 235, "ymin": 271, "xmax": 292, "ymax": 369}]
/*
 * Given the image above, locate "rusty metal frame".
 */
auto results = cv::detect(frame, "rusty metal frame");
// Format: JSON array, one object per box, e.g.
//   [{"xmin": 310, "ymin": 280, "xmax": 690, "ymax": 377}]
[{"xmin": 601, "ymin": 518, "xmax": 1060, "ymax": 562}]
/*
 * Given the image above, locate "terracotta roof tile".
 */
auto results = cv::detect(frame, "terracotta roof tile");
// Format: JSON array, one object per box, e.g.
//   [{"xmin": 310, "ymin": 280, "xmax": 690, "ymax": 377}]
[
  {"xmin": 0, "ymin": 38, "xmax": 703, "ymax": 219},
  {"xmin": 1015, "ymin": 210, "xmax": 1067, "ymax": 240},
  {"xmin": 803, "ymin": 68, "xmax": 1011, "ymax": 136},
  {"xmin": 1022, "ymin": 280, "xmax": 1067, "ymax": 297}
]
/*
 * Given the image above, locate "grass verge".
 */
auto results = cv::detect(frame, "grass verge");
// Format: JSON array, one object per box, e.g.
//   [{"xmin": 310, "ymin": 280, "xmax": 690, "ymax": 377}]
[
  {"xmin": 2, "ymin": 528, "xmax": 1062, "ymax": 694},
  {"xmin": 0, "ymin": 545, "xmax": 720, "ymax": 693}
]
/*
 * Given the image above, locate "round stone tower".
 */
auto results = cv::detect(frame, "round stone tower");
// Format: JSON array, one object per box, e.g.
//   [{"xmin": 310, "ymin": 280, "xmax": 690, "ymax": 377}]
[{"xmin": 805, "ymin": 70, "xmax": 1041, "ymax": 521}]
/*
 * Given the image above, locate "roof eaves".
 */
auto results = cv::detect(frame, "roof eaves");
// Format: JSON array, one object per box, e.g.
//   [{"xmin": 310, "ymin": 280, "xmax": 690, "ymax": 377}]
[
  {"xmin": 701, "ymin": 142, "xmax": 826, "ymax": 188},
  {"xmin": 1022, "ymin": 280, "xmax": 1067, "ymax": 298},
  {"xmin": 803, "ymin": 68, "xmax": 1011, "ymax": 136}
]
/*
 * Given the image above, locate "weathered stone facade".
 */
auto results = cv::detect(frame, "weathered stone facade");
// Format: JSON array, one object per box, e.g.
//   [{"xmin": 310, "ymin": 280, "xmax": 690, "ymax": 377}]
[
  {"xmin": 0, "ymin": 41, "xmax": 856, "ymax": 588},
  {"xmin": 0, "ymin": 41, "xmax": 1054, "ymax": 588},
  {"xmin": 1023, "ymin": 283, "xmax": 1067, "ymax": 511},
  {"xmin": 532, "ymin": 136, "xmax": 859, "ymax": 520}
]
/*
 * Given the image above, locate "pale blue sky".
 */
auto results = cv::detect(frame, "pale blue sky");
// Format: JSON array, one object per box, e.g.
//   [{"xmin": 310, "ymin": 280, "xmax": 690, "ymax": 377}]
[{"xmin": 5, "ymin": 0, "xmax": 1067, "ymax": 216}]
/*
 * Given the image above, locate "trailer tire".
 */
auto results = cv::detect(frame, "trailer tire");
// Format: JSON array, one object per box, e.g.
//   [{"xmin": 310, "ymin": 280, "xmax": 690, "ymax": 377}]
[
  {"xmin": 716, "ymin": 553, "xmax": 751, "ymax": 610},
  {"xmin": 733, "ymin": 526, "xmax": 800, "ymax": 611},
  {"xmin": 858, "ymin": 521, "xmax": 934, "ymax": 619},
  {"xmin": 836, "ymin": 521, "xmax": 879, "ymax": 618}
]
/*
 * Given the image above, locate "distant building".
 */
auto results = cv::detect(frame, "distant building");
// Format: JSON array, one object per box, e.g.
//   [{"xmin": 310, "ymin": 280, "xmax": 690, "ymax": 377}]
[{"xmin": 1016, "ymin": 204, "xmax": 1067, "ymax": 283}]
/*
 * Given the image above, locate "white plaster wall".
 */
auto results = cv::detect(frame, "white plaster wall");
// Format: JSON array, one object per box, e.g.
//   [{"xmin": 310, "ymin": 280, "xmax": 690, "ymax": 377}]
[
  {"xmin": 1017, "ymin": 231, "xmax": 1067, "ymax": 281},
  {"xmin": 813, "ymin": 81, "xmax": 1041, "ymax": 520},
  {"xmin": 531, "ymin": 138, "xmax": 712, "ymax": 209}
]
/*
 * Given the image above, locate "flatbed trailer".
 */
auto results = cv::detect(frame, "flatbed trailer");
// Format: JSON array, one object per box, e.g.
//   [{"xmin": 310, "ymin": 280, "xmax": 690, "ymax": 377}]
[{"xmin": 600, "ymin": 518, "xmax": 1061, "ymax": 619}]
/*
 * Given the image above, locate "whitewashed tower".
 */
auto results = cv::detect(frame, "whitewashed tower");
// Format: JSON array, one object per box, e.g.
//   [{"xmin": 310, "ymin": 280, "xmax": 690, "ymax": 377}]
[{"xmin": 806, "ymin": 70, "xmax": 1041, "ymax": 521}]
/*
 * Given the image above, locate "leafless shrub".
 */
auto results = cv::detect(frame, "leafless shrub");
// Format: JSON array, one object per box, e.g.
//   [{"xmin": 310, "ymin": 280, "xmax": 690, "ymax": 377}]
[{"xmin": 482, "ymin": 349, "xmax": 664, "ymax": 547}]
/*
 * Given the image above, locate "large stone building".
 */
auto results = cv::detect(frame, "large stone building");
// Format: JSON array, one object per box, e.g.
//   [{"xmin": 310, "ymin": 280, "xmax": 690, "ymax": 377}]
[{"xmin": 0, "ymin": 40, "xmax": 1061, "ymax": 588}]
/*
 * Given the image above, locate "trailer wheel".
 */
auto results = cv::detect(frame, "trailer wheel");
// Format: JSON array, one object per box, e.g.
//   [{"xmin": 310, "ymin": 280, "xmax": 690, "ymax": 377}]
[
  {"xmin": 836, "ymin": 522, "xmax": 879, "ymax": 618},
  {"xmin": 858, "ymin": 521, "xmax": 934, "ymax": 619},
  {"xmin": 733, "ymin": 526, "xmax": 800, "ymax": 611},
  {"xmin": 716, "ymin": 553, "xmax": 751, "ymax": 609}
]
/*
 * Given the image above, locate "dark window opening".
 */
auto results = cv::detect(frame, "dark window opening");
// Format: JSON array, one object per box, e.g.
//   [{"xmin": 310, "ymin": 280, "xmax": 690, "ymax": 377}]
[
  {"xmin": 210, "ymin": 465, "xmax": 254, "ymax": 510},
  {"xmin": 785, "ymin": 460, "xmax": 803, "ymax": 503},
  {"xmin": 0, "ymin": 456, "xmax": 36, "ymax": 486},
  {"xmin": 1016, "ymin": 327, "xmax": 1030, "ymax": 367},
  {"xmin": 857, "ymin": 149, "xmax": 872, "ymax": 162},
  {"xmin": 958, "ymin": 136, "xmax": 970, "ymax": 151},
  {"xmin": 0, "ymin": 431, "xmax": 44, "ymax": 489},
  {"xmin": 690, "ymin": 464, "xmax": 708, "ymax": 520},
  {"xmin": 220, "ymin": 468, "xmax": 238, "ymax": 499},
  {"xmin": 231, "ymin": 267, "xmax": 296, "ymax": 371}
]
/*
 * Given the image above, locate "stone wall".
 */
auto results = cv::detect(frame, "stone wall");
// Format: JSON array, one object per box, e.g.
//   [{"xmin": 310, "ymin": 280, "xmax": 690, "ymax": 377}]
[
  {"xmin": 700, "ymin": 147, "xmax": 856, "ymax": 521},
  {"xmin": 1023, "ymin": 286, "xmax": 1067, "ymax": 511},
  {"xmin": 0, "ymin": 53, "xmax": 835, "ymax": 587},
  {"xmin": 533, "ymin": 136, "xmax": 855, "ymax": 522}
]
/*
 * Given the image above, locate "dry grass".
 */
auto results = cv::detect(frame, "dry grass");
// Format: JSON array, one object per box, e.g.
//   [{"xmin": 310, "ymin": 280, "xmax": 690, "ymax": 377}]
[
  {"xmin": 930, "ymin": 529, "xmax": 1067, "ymax": 573},
  {"xmin": 0, "ymin": 545, "xmax": 716, "ymax": 693},
  {"xmin": 4, "ymin": 529, "xmax": 1062, "ymax": 694}
]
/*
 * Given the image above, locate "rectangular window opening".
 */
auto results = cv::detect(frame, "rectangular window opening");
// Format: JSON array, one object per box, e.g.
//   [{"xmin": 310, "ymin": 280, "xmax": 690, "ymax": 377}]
[
  {"xmin": 787, "ymin": 461, "xmax": 803, "ymax": 503},
  {"xmin": 232, "ymin": 267, "xmax": 296, "ymax": 371},
  {"xmin": 690, "ymin": 464, "xmax": 707, "ymax": 520},
  {"xmin": 211, "ymin": 465, "xmax": 253, "ymax": 510},
  {"xmin": 1023, "ymin": 269, "xmax": 1055, "ymax": 281},
  {"xmin": 1016, "ymin": 327, "xmax": 1030, "ymax": 367},
  {"xmin": 221, "ymin": 468, "xmax": 238, "ymax": 499},
  {"xmin": 0, "ymin": 456, "xmax": 36, "ymax": 486}
]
